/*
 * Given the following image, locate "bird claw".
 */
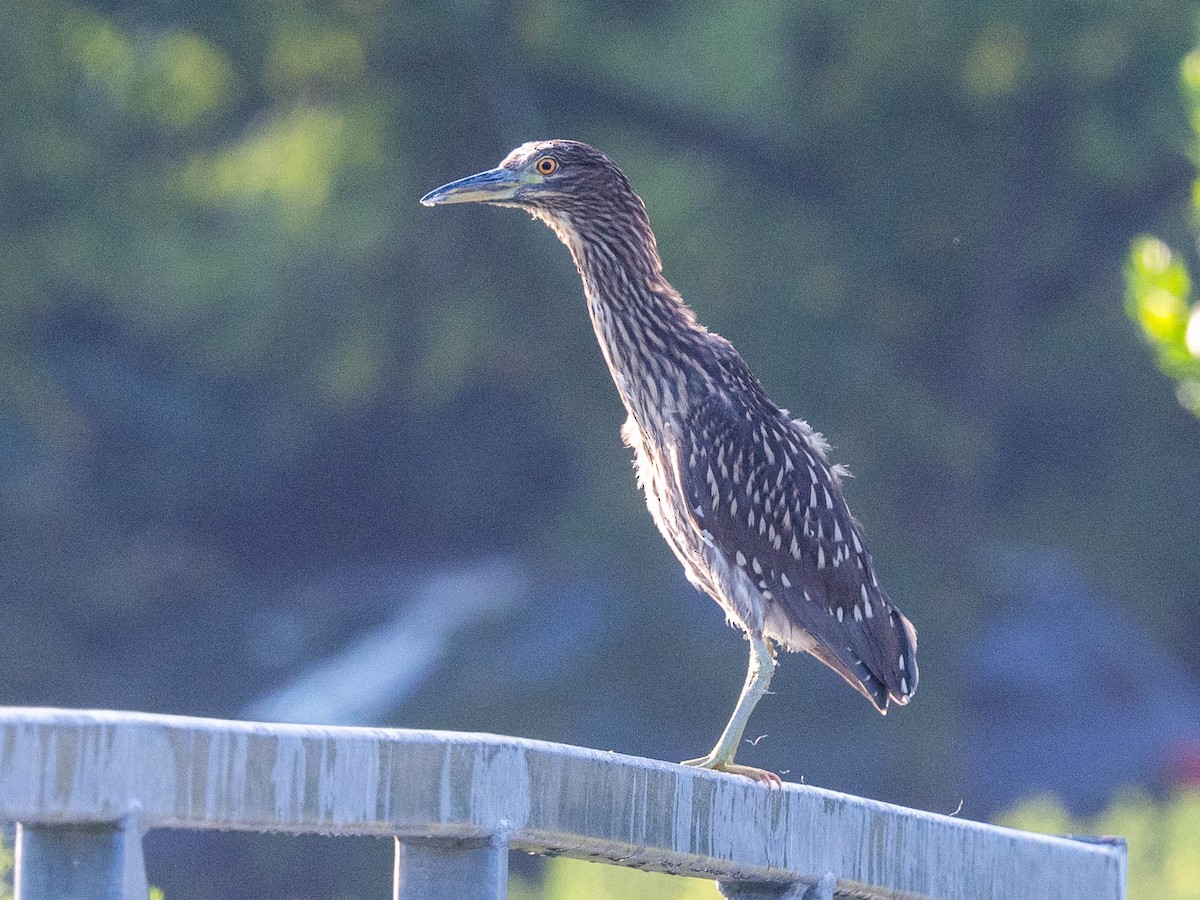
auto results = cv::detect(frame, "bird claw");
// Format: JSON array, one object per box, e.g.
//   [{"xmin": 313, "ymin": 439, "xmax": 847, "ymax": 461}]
[
  {"xmin": 681, "ymin": 757, "xmax": 785, "ymax": 788},
  {"xmin": 721, "ymin": 763, "xmax": 785, "ymax": 789}
]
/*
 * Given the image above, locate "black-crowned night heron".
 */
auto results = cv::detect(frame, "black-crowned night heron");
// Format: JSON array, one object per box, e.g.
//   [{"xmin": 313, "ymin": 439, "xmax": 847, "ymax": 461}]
[{"xmin": 421, "ymin": 140, "xmax": 918, "ymax": 784}]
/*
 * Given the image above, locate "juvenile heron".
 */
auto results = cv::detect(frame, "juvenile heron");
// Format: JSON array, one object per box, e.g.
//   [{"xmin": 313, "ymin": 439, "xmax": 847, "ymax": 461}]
[{"xmin": 421, "ymin": 140, "xmax": 918, "ymax": 783}]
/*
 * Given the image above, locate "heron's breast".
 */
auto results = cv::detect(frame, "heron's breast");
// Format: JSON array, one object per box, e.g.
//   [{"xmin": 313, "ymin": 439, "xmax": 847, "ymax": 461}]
[
  {"xmin": 621, "ymin": 415, "xmax": 675, "ymax": 521},
  {"xmin": 622, "ymin": 416, "xmax": 730, "ymax": 601}
]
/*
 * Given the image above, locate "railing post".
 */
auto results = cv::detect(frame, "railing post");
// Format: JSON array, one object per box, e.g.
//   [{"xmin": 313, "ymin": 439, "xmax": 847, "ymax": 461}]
[
  {"xmin": 719, "ymin": 872, "xmax": 836, "ymax": 900},
  {"xmin": 14, "ymin": 814, "xmax": 149, "ymax": 900},
  {"xmin": 393, "ymin": 835, "xmax": 508, "ymax": 900}
]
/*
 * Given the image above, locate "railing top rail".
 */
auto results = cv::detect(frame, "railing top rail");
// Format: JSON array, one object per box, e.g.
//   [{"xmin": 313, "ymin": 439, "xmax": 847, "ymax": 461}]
[{"xmin": 0, "ymin": 707, "xmax": 1124, "ymax": 900}]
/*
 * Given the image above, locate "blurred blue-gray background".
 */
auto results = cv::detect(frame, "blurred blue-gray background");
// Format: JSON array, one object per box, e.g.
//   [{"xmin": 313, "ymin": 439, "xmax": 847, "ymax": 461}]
[{"xmin": 3, "ymin": 1, "xmax": 1200, "ymax": 896}]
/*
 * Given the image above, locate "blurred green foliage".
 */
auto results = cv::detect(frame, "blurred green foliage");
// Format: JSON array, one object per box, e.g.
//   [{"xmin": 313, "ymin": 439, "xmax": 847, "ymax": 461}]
[
  {"xmin": 0, "ymin": 833, "xmax": 10, "ymax": 900},
  {"xmin": 1126, "ymin": 44, "xmax": 1200, "ymax": 417},
  {"xmin": 3, "ymin": 0, "xmax": 1195, "ymax": 666},
  {"xmin": 509, "ymin": 856, "xmax": 719, "ymax": 900},
  {"xmin": 0, "ymin": 0, "xmax": 1195, "ymax": 771},
  {"xmin": 998, "ymin": 790, "xmax": 1200, "ymax": 900}
]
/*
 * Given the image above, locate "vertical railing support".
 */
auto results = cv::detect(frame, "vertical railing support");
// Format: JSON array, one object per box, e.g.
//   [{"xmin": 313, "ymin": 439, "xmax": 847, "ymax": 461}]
[
  {"xmin": 14, "ymin": 814, "xmax": 149, "ymax": 900},
  {"xmin": 393, "ymin": 835, "xmax": 508, "ymax": 900},
  {"xmin": 719, "ymin": 872, "xmax": 836, "ymax": 900}
]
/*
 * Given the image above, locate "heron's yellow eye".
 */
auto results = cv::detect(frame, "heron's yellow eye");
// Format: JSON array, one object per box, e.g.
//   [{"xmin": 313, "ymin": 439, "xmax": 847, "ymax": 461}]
[{"xmin": 536, "ymin": 157, "xmax": 558, "ymax": 175}]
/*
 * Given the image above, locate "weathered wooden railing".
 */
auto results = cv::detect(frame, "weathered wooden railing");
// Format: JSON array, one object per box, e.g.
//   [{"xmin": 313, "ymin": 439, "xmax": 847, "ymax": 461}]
[{"xmin": 0, "ymin": 708, "xmax": 1125, "ymax": 899}]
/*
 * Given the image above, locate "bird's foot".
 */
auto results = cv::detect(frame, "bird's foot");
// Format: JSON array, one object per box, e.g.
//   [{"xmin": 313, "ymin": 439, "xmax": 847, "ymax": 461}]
[{"xmin": 681, "ymin": 756, "xmax": 784, "ymax": 788}]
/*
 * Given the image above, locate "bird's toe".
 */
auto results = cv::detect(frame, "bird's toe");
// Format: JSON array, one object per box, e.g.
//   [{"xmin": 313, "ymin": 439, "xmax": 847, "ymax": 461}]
[{"xmin": 680, "ymin": 756, "xmax": 784, "ymax": 788}]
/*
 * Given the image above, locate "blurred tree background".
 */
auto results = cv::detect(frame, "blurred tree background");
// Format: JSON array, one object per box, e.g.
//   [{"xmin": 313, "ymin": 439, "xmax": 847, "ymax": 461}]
[
  {"xmin": 1126, "ymin": 40, "xmax": 1200, "ymax": 417},
  {"xmin": 3, "ymin": 0, "xmax": 1200, "ymax": 897}
]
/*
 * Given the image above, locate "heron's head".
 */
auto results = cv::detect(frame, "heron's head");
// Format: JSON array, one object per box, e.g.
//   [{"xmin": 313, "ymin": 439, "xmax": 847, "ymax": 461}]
[
  {"xmin": 421, "ymin": 140, "xmax": 652, "ymax": 237},
  {"xmin": 421, "ymin": 140, "xmax": 659, "ymax": 272},
  {"xmin": 420, "ymin": 140, "xmax": 633, "ymax": 210}
]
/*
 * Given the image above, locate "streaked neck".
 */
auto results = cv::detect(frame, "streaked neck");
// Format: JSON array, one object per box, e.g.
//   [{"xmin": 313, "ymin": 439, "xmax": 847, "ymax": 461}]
[{"xmin": 537, "ymin": 207, "xmax": 708, "ymax": 430}]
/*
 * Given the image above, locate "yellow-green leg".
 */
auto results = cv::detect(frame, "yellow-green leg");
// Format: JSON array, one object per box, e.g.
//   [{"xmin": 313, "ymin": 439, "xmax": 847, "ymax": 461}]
[{"xmin": 682, "ymin": 634, "xmax": 781, "ymax": 785}]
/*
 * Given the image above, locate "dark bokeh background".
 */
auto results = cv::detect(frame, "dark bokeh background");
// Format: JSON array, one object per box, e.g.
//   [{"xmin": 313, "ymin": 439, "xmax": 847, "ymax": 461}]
[{"xmin": 3, "ymin": 1, "xmax": 1200, "ymax": 897}]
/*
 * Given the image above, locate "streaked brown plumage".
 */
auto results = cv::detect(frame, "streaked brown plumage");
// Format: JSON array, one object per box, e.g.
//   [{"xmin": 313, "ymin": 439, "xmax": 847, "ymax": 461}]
[{"xmin": 421, "ymin": 140, "xmax": 918, "ymax": 782}]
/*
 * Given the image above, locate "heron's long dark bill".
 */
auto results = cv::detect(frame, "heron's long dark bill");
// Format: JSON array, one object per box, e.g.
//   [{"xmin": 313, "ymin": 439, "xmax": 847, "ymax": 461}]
[{"xmin": 419, "ymin": 167, "xmax": 527, "ymax": 206}]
